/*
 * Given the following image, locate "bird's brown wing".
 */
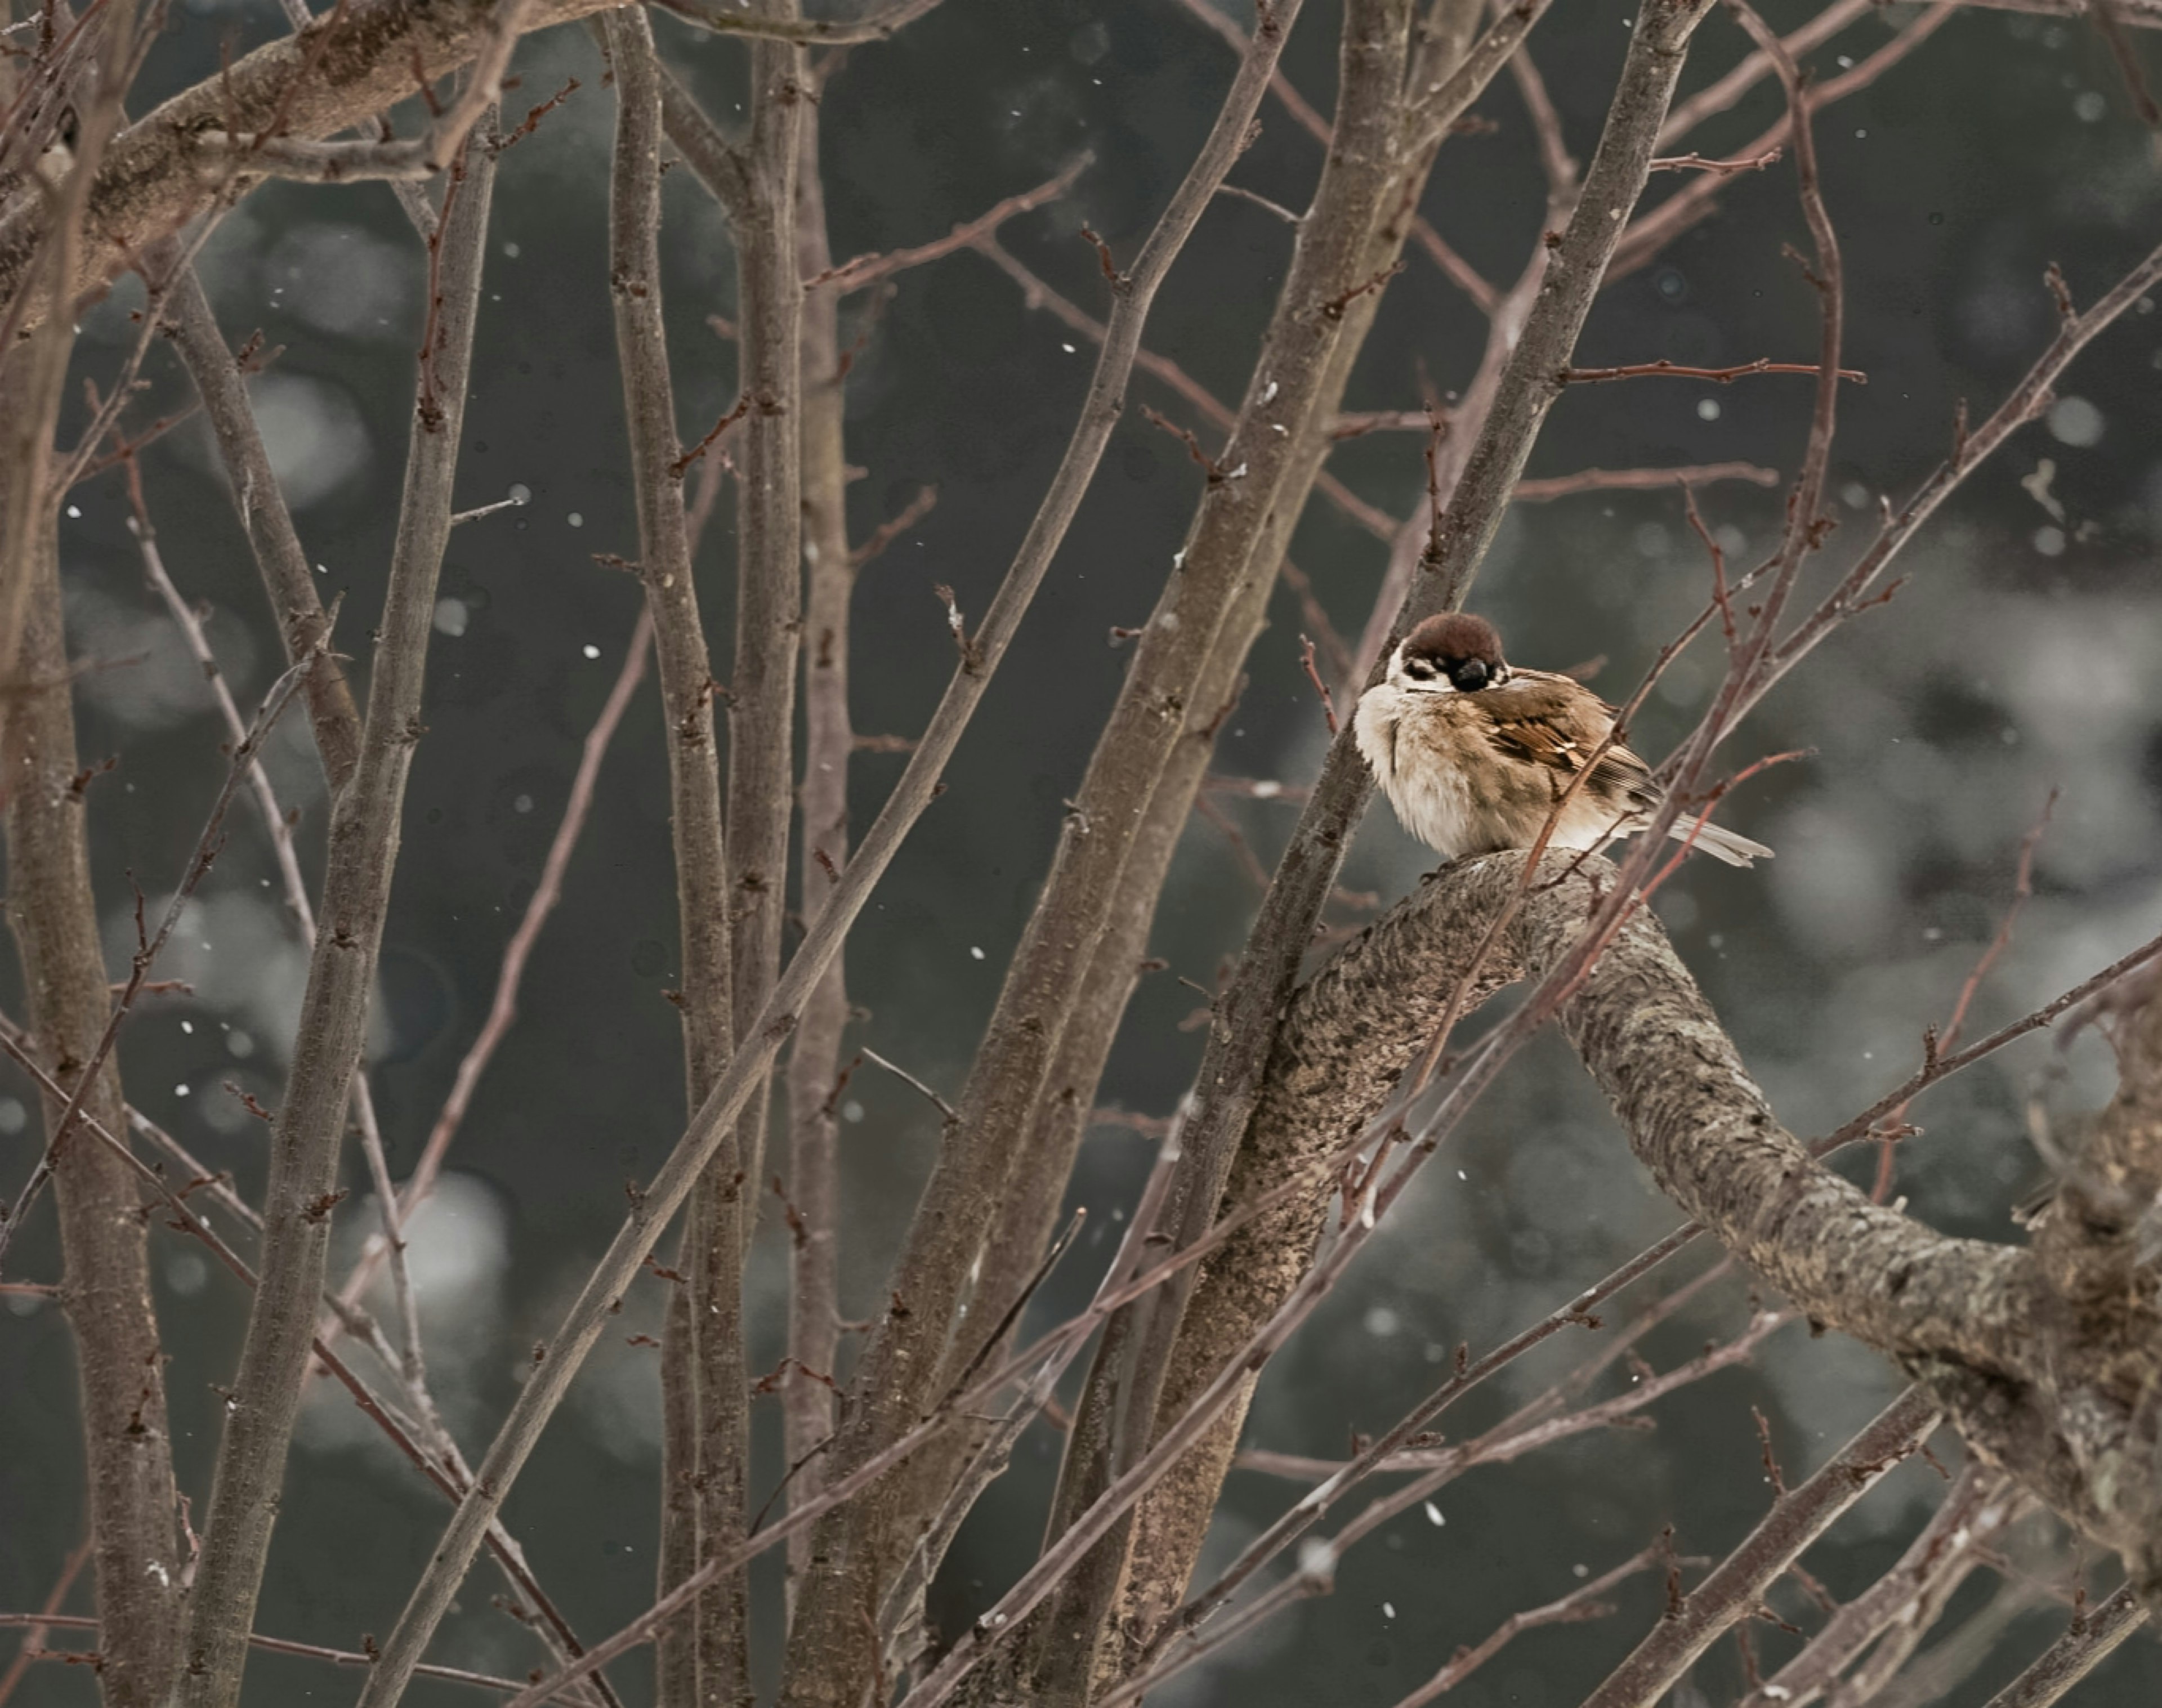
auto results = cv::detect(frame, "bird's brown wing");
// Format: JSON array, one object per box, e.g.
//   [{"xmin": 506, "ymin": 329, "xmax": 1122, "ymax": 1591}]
[{"xmin": 1476, "ymin": 672, "xmax": 1653, "ymax": 804}]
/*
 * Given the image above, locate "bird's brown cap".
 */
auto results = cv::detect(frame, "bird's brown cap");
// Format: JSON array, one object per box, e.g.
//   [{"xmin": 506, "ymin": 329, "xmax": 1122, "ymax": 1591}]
[{"xmin": 1403, "ymin": 612, "xmax": 1506, "ymax": 672}]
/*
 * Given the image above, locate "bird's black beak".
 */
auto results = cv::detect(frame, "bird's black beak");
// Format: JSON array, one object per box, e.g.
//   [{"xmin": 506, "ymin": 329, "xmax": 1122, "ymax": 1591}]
[{"xmin": 1451, "ymin": 659, "xmax": 1490, "ymax": 691}]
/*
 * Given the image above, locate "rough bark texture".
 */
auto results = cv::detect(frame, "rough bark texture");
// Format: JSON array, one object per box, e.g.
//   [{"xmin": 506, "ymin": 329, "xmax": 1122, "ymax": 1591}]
[
  {"xmin": 1, "ymin": 356, "xmax": 184, "ymax": 1708},
  {"xmin": 599, "ymin": 15, "xmax": 743, "ymax": 1703},
  {"xmin": 780, "ymin": 83, "xmax": 852, "ymax": 1607},
  {"xmin": 722, "ymin": 7, "xmax": 804, "ymax": 1205},
  {"xmin": 176, "ymin": 119, "xmax": 497, "ymax": 1708},
  {"xmin": 1187, "ymin": 847, "xmax": 2162, "ymax": 1620}
]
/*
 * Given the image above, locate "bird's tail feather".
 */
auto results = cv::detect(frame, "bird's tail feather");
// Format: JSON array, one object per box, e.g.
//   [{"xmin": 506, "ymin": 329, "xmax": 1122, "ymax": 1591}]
[{"xmin": 1665, "ymin": 814, "xmax": 1772, "ymax": 868}]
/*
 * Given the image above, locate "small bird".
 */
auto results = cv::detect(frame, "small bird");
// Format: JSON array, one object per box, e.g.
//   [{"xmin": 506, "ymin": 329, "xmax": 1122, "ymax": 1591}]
[{"xmin": 1354, "ymin": 611, "xmax": 1772, "ymax": 868}]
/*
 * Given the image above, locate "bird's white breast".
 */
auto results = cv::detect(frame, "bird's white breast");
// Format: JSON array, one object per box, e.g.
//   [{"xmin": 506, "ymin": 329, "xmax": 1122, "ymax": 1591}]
[{"xmin": 1354, "ymin": 682, "xmax": 1480, "ymax": 859}]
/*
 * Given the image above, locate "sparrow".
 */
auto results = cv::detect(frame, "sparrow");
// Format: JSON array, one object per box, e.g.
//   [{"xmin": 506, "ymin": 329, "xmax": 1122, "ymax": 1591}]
[{"xmin": 1354, "ymin": 612, "xmax": 1773, "ymax": 868}]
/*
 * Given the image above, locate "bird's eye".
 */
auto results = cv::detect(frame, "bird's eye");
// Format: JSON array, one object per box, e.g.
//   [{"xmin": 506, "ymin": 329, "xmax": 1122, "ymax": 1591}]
[{"xmin": 1451, "ymin": 659, "xmax": 1490, "ymax": 691}]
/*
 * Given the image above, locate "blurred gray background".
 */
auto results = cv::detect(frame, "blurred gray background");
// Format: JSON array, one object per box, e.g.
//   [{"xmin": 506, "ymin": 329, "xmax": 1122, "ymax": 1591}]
[{"xmin": 6, "ymin": 0, "xmax": 2162, "ymax": 1702}]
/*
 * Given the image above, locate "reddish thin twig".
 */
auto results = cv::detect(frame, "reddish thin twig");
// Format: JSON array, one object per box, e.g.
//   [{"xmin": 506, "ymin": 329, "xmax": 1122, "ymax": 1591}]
[
  {"xmin": 1297, "ymin": 633, "xmax": 1338, "ymax": 734},
  {"xmin": 1649, "ymin": 146, "xmax": 1784, "ymax": 176},
  {"xmin": 811, "ymin": 155, "xmax": 1089, "ymax": 293},
  {"xmin": 328, "ymin": 606, "xmax": 655, "ymax": 1326},
  {"xmin": 671, "ymin": 391, "xmax": 750, "ymax": 479},
  {"xmin": 1870, "ymin": 790, "xmax": 2056, "ymax": 1201},
  {"xmin": 850, "ymin": 484, "xmax": 937, "ymax": 570},
  {"xmin": 1513, "ymin": 461, "xmax": 1779, "ymax": 502},
  {"xmin": 0, "ymin": 1535, "xmax": 93, "ymax": 1706},
  {"xmin": 1388, "ymin": 1546, "xmax": 1669, "ymax": 1708},
  {"xmin": 1558, "ymin": 356, "xmax": 1864, "ymax": 386}
]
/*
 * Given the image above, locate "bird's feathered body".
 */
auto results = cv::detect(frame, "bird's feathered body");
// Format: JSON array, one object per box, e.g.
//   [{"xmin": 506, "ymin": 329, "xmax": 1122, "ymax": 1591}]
[{"xmin": 1354, "ymin": 614, "xmax": 1772, "ymax": 869}]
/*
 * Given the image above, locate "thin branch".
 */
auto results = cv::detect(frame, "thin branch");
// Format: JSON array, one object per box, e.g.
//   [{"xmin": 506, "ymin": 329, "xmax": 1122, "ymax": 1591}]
[
  {"xmin": 2092, "ymin": 0, "xmax": 2162, "ymax": 124},
  {"xmin": 1511, "ymin": 461, "xmax": 1779, "ymax": 502},
  {"xmin": 857, "ymin": 1048, "xmax": 957, "ymax": 1121},
  {"xmin": 811, "ymin": 155, "xmax": 1088, "ymax": 293},
  {"xmin": 1739, "ymin": 1466, "xmax": 2014, "ymax": 1708},
  {"xmin": 1557, "ymin": 356, "xmax": 1865, "ymax": 385},
  {"xmin": 1976, "ymin": 1583, "xmax": 2148, "ymax": 1708},
  {"xmin": 1871, "ymin": 791, "xmax": 2054, "ymax": 1200},
  {"xmin": 325, "ymin": 606, "xmax": 655, "ymax": 1333},
  {"xmin": 1656, "ymin": 0, "xmax": 1872, "ymax": 145},
  {"xmin": 168, "ymin": 265, "xmax": 363, "ymax": 790},
  {"xmin": 125, "ymin": 465, "xmax": 423, "ymax": 1415},
  {"xmin": 1648, "ymin": 146, "xmax": 1784, "ymax": 176},
  {"xmin": 784, "ymin": 92, "xmax": 856, "ymax": 1605},
  {"xmin": 449, "ymin": 492, "xmax": 528, "ymax": 525},
  {"xmin": 651, "ymin": 0, "xmax": 942, "ymax": 44},
  {"xmin": 0, "ymin": 1613, "xmax": 534, "ymax": 1697},
  {"xmin": 1613, "ymin": 4, "xmax": 1956, "ymax": 280},
  {"xmin": 1389, "ymin": 1545, "xmax": 1669, "ymax": 1708},
  {"xmin": 1109, "ymin": 1272, "xmax": 1781, "ymax": 1702},
  {"xmin": 968, "ymin": 233, "xmax": 1393, "ymax": 540}
]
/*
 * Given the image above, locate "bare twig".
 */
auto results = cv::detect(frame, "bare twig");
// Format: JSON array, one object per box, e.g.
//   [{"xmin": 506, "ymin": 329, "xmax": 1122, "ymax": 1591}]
[
  {"xmin": 2090, "ymin": 0, "xmax": 2162, "ymax": 124},
  {"xmin": 1511, "ymin": 461, "xmax": 1779, "ymax": 502},
  {"xmin": 168, "ymin": 266, "xmax": 363, "ymax": 791},
  {"xmin": 651, "ymin": 0, "xmax": 943, "ymax": 44},
  {"xmin": 1870, "ymin": 792, "xmax": 2054, "ymax": 1200},
  {"xmin": 1649, "ymin": 146, "xmax": 1784, "ymax": 176},
  {"xmin": 811, "ymin": 155, "xmax": 1088, "ymax": 293},
  {"xmin": 0, "ymin": 1613, "xmax": 534, "ymax": 1697},
  {"xmin": 1558, "ymin": 356, "xmax": 1865, "ymax": 385},
  {"xmin": 1613, "ymin": 4, "xmax": 1956, "ymax": 279}
]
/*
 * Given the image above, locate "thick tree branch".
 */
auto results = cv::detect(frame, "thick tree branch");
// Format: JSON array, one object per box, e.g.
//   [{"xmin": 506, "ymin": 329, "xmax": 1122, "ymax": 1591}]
[{"xmin": 0, "ymin": 351, "xmax": 182, "ymax": 1708}]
